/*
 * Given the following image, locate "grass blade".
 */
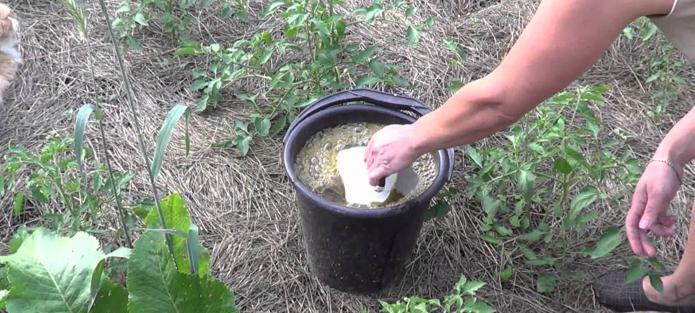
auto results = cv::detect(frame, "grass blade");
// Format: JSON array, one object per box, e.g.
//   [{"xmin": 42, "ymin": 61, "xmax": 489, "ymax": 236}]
[
  {"xmin": 75, "ymin": 104, "xmax": 99, "ymax": 174},
  {"xmin": 151, "ymin": 104, "xmax": 189, "ymax": 182}
]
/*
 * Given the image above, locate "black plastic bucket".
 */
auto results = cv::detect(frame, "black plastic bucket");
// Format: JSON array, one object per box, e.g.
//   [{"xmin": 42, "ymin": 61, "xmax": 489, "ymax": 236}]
[{"xmin": 282, "ymin": 88, "xmax": 455, "ymax": 294}]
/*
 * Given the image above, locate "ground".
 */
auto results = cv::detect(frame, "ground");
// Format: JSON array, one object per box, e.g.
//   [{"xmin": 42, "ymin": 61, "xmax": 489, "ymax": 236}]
[{"xmin": 1, "ymin": 0, "xmax": 694, "ymax": 312}]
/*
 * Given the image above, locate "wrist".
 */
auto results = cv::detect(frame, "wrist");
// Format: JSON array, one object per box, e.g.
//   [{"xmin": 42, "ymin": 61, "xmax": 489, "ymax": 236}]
[
  {"xmin": 653, "ymin": 142, "xmax": 688, "ymax": 172},
  {"xmin": 408, "ymin": 120, "xmax": 433, "ymax": 156}
]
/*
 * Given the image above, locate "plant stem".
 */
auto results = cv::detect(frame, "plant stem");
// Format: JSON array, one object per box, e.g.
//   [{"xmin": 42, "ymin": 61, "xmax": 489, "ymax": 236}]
[
  {"xmin": 97, "ymin": 0, "xmax": 175, "ymax": 258},
  {"xmin": 82, "ymin": 17, "xmax": 133, "ymax": 247}
]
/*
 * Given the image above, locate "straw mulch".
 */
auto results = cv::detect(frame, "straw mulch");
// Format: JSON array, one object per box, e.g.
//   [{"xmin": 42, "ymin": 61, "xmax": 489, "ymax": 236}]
[{"xmin": 1, "ymin": 0, "xmax": 694, "ymax": 312}]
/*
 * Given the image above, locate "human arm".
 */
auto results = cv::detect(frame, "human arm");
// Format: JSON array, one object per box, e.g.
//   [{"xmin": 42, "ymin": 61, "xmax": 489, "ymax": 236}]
[
  {"xmin": 626, "ymin": 106, "xmax": 695, "ymax": 257},
  {"xmin": 364, "ymin": 0, "xmax": 673, "ymax": 185}
]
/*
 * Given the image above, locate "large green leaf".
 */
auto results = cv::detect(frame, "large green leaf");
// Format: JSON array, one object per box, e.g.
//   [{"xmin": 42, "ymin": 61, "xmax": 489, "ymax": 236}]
[
  {"xmin": 91, "ymin": 278, "xmax": 127, "ymax": 313},
  {"xmin": 127, "ymin": 231, "xmax": 237, "ymax": 313},
  {"xmin": 145, "ymin": 193, "xmax": 210, "ymax": 277},
  {"xmin": 0, "ymin": 228, "xmax": 105, "ymax": 313},
  {"xmin": 589, "ymin": 227, "xmax": 623, "ymax": 259},
  {"xmin": 151, "ymin": 104, "xmax": 190, "ymax": 182}
]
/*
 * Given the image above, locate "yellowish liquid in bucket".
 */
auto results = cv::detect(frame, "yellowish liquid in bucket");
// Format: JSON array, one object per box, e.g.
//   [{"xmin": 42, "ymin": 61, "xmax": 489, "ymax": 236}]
[{"xmin": 295, "ymin": 122, "xmax": 437, "ymax": 209}]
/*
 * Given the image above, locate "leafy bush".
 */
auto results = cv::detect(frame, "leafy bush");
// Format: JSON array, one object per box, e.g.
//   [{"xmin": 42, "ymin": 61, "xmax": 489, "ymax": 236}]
[
  {"xmin": 464, "ymin": 85, "xmax": 643, "ymax": 292},
  {"xmin": 112, "ymin": 0, "xmax": 246, "ymax": 48},
  {"xmin": 0, "ymin": 135, "xmax": 133, "ymax": 234}
]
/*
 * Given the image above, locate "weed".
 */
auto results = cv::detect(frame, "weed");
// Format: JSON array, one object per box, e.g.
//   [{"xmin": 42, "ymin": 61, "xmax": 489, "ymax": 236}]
[{"xmin": 373, "ymin": 275, "xmax": 495, "ymax": 313}]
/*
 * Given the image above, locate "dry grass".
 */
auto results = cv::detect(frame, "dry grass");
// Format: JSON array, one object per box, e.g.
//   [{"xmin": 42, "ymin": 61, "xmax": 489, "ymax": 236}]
[{"xmin": 1, "ymin": 0, "xmax": 694, "ymax": 312}]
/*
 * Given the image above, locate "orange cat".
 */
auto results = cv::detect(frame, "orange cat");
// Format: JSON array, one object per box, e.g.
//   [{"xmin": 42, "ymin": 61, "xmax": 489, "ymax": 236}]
[{"xmin": 0, "ymin": 3, "xmax": 20, "ymax": 101}]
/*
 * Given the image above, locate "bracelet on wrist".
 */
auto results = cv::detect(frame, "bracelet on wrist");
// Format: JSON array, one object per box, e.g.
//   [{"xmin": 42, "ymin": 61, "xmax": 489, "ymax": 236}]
[{"xmin": 649, "ymin": 159, "xmax": 683, "ymax": 184}]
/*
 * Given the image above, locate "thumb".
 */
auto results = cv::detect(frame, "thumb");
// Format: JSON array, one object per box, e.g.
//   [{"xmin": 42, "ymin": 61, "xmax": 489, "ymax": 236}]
[{"xmin": 368, "ymin": 165, "xmax": 390, "ymax": 186}]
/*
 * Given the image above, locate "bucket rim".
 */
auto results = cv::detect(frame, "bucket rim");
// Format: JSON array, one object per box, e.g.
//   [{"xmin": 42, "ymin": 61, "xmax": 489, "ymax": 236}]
[{"xmin": 282, "ymin": 103, "xmax": 452, "ymax": 218}]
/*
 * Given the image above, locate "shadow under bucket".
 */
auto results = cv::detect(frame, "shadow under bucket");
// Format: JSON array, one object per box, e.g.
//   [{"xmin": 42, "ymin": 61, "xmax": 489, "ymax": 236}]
[{"xmin": 282, "ymin": 89, "xmax": 455, "ymax": 294}]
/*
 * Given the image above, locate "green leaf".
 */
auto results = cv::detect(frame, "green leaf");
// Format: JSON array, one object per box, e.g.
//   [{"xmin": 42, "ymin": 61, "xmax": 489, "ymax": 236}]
[
  {"xmin": 425, "ymin": 200, "xmax": 450, "ymax": 219},
  {"xmin": 536, "ymin": 274, "xmax": 557, "ymax": 293},
  {"xmin": 356, "ymin": 75, "xmax": 381, "ymax": 87},
  {"xmin": 133, "ymin": 12, "xmax": 149, "ymax": 26},
  {"xmin": 648, "ymin": 273, "xmax": 664, "ymax": 293},
  {"xmin": 269, "ymin": 114, "xmax": 288, "ymax": 137},
  {"xmin": 448, "ymin": 80, "xmax": 464, "ymax": 94},
  {"xmin": 553, "ymin": 157, "xmax": 572, "ymax": 174},
  {"xmin": 351, "ymin": 46, "xmax": 379, "ymax": 64},
  {"xmin": 263, "ymin": 0, "xmax": 285, "ymax": 17},
  {"xmin": 75, "ymin": 103, "xmax": 100, "ymax": 174},
  {"xmin": 254, "ymin": 118, "xmax": 271, "ymax": 136},
  {"xmin": 462, "ymin": 281, "xmax": 486, "ymax": 295},
  {"xmin": 453, "ymin": 275, "xmax": 467, "ymax": 294},
  {"xmin": 175, "ymin": 47, "xmax": 198, "ymax": 56},
  {"xmin": 565, "ymin": 146, "xmax": 586, "ymax": 165},
  {"xmin": 0, "ymin": 288, "xmax": 7, "ymax": 309},
  {"xmin": 127, "ymin": 232, "xmax": 238, "ymax": 313},
  {"xmin": 29, "ymin": 184, "xmax": 49, "ymax": 203},
  {"xmin": 499, "ymin": 266, "xmax": 513, "ymax": 282},
  {"xmin": 106, "ymin": 247, "xmax": 132, "ymax": 260},
  {"xmin": 423, "ymin": 17, "xmax": 436, "ymax": 28},
  {"xmin": 405, "ymin": 6, "xmax": 416, "ymax": 17},
  {"xmin": 642, "ymin": 23, "xmax": 658, "ymax": 41},
  {"xmin": 0, "ymin": 228, "xmax": 105, "ymax": 313},
  {"xmin": 465, "ymin": 147, "xmax": 483, "ymax": 168},
  {"xmin": 0, "ymin": 267, "xmax": 8, "ymax": 290},
  {"xmin": 406, "ymin": 26, "xmax": 420, "ymax": 47},
  {"xmin": 151, "ymin": 104, "xmax": 189, "ymax": 183},
  {"xmin": 570, "ymin": 186, "xmax": 598, "ymax": 220},
  {"xmin": 191, "ymin": 80, "xmax": 208, "ymax": 91},
  {"xmin": 12, "ymin": 192, "xmax": 24, "ymax": 216},
  {"xmin": 145, "ymin": 193, "xmax": 210, "ymax": 277},
  {"xmin": 625, "ymin": 259, "xmax": 647, "ymax": 284},
  {"xmin": 90, "ymin": 278, "xmax": 127, "ymax": 313},
  {"xmin": 8, "ymin": 227, "xmax": 29, "ymax": 253},
  {"xmin": 589, "ymin": 227, "xmax": 623, "ymax": 259},
  {"xmin": 645, "ymin": 73, "xmax": 660, "ymax": 83},
  {"xmin": 517, "ymin": 169, "xmax": 536, "ymax": 200},
  {"xmin": 370, "ymin": 60, "xmax": 386, "ymax": 77},
  {"xmin": 236, "ymin": 135, "xmax": 252, "ymax": 156}
]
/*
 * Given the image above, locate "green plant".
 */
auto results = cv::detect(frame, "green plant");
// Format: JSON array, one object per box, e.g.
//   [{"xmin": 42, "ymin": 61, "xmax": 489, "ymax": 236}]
[
  {"xmin": 622, "ymin": 18, "xmax": 685, "ymax": 119},
  {"xmin": 0, "ymin": 193, "xmax": 238, "ymax": 313},
  {"xmin": 0, "ymin": 135, "xmax": 133, "ymax": 235},
  {"xmin": 375, "ymin": 275, "xmax": 494, "ymax": 313},
  {"xmin": 463, "ymin": 85, "xmax": 642, "ymax": 293},
  {"xmin": 177, "ymin": 0, "xmax": 412, "ymax": 155},
  {"xmin": 625, "ymin": 257, "xmax": 666, "ymax": 293},
  {"xmin": 112, "ymin": 0, "xmax": 246, "ymax": 48}
]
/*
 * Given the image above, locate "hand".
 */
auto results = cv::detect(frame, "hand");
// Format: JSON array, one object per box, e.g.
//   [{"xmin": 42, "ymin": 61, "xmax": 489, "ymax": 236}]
[
  {"xmin": 625, "ymin": 160, "xmax": 683, "ymax": 257},
  {"xmin": 364, "ymin": 124, "xmax": 421, "ymax": 186},
  {"xmin": 0, "ymin": 4, "xmax": 12, "ymax": 37}
]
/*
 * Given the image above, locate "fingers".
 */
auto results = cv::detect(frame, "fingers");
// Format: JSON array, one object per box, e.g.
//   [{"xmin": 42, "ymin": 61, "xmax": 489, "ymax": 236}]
[
  {"xmin": 626, "ymin": 187, "xmax": 647, "ymax": 255},
  {"xmin": 640, "ymin": 231, "xmax": 656, "ymax": 257},
  {"xmin": 639, "ymin": 190, "xmax": 672, "ymax": 230},
  {"xmin": 649, "ymin": 225, "xmax": 673, "ymax": 236},
  {"xmin": 658, "ymin": 214, "xmax": 677, "ymax": 227}
]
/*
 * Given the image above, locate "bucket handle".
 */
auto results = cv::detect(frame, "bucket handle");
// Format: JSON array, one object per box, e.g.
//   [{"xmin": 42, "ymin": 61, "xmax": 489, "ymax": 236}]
[{"xmin": 284, "ymin": 88, "xmax": 455, "ymax": 181}]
